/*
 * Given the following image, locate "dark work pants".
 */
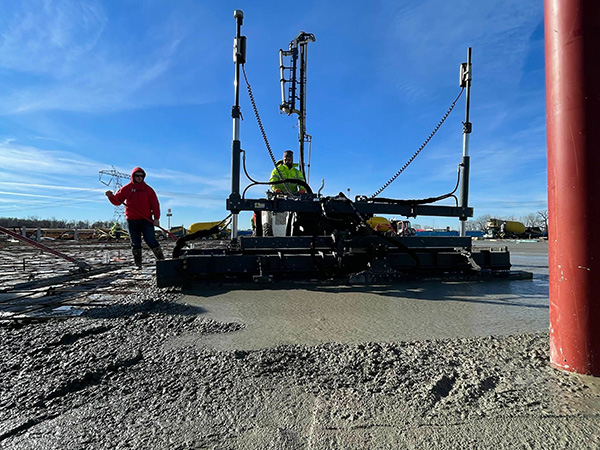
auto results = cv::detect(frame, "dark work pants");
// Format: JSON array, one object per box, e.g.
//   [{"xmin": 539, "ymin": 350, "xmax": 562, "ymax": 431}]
[{"xmin": 127, "ymin": 219, "xmax": 159, "ymax": 250}]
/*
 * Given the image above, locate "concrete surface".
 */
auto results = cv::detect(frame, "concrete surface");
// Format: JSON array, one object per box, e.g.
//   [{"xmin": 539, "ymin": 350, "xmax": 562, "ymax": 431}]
[
  {"xmin": 2, "ymin": 239, "xmax": 600, "ymax": 449},
  {"xmin": 182, "ymin": 241, "xmax": 550, "ymax": 351}
]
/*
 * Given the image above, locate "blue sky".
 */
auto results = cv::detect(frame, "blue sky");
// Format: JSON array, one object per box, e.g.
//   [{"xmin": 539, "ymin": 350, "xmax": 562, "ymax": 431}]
[{"xmin": 0, "ymin": 0, "xmax": 546, "ymax": 230}]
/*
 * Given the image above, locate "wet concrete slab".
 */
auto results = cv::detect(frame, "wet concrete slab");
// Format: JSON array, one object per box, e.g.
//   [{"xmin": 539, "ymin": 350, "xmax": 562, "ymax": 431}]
[{"xmin": 180, "ymin": 240, "xmax": 550, "ymax": 350}]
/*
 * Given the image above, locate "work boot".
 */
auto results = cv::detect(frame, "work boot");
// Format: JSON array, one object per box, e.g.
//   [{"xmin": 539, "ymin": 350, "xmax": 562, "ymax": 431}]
[
  {"xmin": 132, "ymin": 248, "xmax": 143, "ymax": 269},
  {"xmin": 151, "ymin": 246, "xmax": 165, "ymax": 261}
]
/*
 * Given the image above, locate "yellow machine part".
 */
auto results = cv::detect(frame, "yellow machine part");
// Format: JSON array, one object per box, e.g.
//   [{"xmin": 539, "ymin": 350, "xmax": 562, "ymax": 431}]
[
  {"xmin": 503, "ymin": 221, "xmax": 526, "ymax": 234},
  {"xmin": 188, "ymin": 221, "xmax": 222, "ymax": 234},
  {"xmin": 488, "ymin": 219, "xmax": 527, "ymax": 235},
  {"xmin": 366, "ymin": 216, "xmax": 394, "ymax": 233}
]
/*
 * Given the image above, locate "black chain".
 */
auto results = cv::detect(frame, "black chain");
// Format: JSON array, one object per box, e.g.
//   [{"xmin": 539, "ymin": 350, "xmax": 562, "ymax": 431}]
[
  {"xmin": 371, "ymin": 87, "xmax": 465, "ymax": 198},
  {"xmin": 242, "ymin": 65, "xmax": 293, "ymax": 196}
]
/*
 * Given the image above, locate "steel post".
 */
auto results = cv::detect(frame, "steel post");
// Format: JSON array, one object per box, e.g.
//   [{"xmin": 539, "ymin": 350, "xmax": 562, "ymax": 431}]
[
  {"xmin": 545, "ymin": 0, "xmax": 600, "ymax": 376},
  {"xmin": 230, "ymin": 10, "xmax": 244, "ymax": 239},
  {"xmin": 459, "ymin": 48, "xmax": 472, "ymax": 237}
]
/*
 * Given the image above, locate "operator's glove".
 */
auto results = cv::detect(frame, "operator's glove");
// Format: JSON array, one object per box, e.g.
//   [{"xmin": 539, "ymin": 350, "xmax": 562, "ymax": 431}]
[
  {"xmin": 299, "ymin": 189, "xmax": 306, "ymax": 194},
  {"xmin": 274, "ymin": 189, "xmax": 282, "ymax": 193}
]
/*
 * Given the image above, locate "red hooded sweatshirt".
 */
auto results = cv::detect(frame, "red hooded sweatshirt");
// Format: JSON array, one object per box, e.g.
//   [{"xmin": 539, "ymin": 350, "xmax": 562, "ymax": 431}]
[{"xmin": 107, "ymin": 167, "xmax": 161, "ymax": 221}]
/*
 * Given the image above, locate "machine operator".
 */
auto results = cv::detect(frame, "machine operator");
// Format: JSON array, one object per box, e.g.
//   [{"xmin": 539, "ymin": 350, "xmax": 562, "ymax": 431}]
[{"xmin": 269, "ymin": 150, "xmax": 306, "ymax": 194}]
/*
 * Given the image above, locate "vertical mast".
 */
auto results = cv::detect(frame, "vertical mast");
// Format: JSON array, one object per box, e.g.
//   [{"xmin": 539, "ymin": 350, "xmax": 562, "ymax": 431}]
[
  {"xmin": 229, "ymin": 10, "xmax": 245, "ymax": 240},
  {"xmin": 459, "ymin": 47, "xmax": 472, "ymax": 237}
]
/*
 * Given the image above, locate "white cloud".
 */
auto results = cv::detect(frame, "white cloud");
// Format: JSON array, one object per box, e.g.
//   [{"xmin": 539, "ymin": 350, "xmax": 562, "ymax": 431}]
[
  {"xmin": 0, "ymin": 1, "xmax": 107, "ymax": 76},
  {"xmin": 380, "ymin": 1, "xmax": 542, "ymax": 99},
  {"xmin": 0, "ymin": 189, "xmax": 103, "ymax": 201},
  {"xmin": 0, "ymin": 140, "xmax": 101, "ymax": 176},
  {"xmin": 0, "ymin": 1, "xmax": 221, "ymax": 114},
  {"xmin": 0, "ymin": 138, "xmax": 233, "ymax": 221},
  {"xmin": 149, "ymin": 168, "xmax": 231, "ymax": 192}
]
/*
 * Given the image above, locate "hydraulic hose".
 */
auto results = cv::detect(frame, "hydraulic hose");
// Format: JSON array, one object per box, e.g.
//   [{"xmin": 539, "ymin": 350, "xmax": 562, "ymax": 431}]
[
  {"xmin": 240, "ymin": 150, "xmax": 313, "ymax": 198},
  {"xmin": 172, "ymin": 214, "xmax": 233, "ymax": 258},
  {"xmin": 242, "ymin": 65, "xmax": 296, "ymax": 197}
]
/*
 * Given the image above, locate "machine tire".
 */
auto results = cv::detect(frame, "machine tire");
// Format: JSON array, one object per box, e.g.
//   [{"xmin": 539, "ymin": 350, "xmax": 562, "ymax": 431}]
[{"xmin": 263, "ymin": 223, "xmax": 273, "ymax": 236}]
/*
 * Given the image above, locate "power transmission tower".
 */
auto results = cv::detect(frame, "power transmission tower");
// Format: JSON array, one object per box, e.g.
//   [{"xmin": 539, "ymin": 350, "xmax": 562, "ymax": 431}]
[{"xmin": 99, "ymin": 166, "xmax": 129, "ymax": 223}]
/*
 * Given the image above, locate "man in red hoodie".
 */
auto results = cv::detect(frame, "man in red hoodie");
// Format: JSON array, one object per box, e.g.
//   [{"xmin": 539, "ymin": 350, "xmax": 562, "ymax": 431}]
[{"xmin": 105, "ymin": 167, "xmax": 165, "ymax": 268}]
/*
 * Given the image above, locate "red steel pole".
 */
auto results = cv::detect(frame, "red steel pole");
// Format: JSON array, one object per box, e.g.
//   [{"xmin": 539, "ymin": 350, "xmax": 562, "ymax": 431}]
[{"xmin": 545, "ymin": 0, "xmax": 600, "ymax": 376}]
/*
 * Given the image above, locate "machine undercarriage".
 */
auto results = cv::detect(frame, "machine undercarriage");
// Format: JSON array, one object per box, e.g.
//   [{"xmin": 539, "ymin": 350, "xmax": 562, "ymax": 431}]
[
  {"xmin": 157, "ymin": 193, "xmax": 521, "ymax": 287},
  {"xmin": 156, "ymin": 234, "xmax": 516, "ymax": 287}
]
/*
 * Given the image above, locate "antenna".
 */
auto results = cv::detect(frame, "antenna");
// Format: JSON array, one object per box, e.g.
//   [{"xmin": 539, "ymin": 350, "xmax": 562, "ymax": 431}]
[{"xmin": 279, "ymin": 31, "xmax": 316, "ymax": 179}]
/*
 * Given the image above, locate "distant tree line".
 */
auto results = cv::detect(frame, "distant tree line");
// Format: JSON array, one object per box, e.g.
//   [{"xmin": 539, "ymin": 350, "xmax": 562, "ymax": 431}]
[
  {"xmin": 0, "ymin": 217, "xmax": 115, "ymax": 229},
  {"xmin": 465, "ymin": 210, "xmax": 549, "ymax": 233},
  {"xmin": 1, "ymin": 211, "xmax": 550, "ymax": 234}
]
